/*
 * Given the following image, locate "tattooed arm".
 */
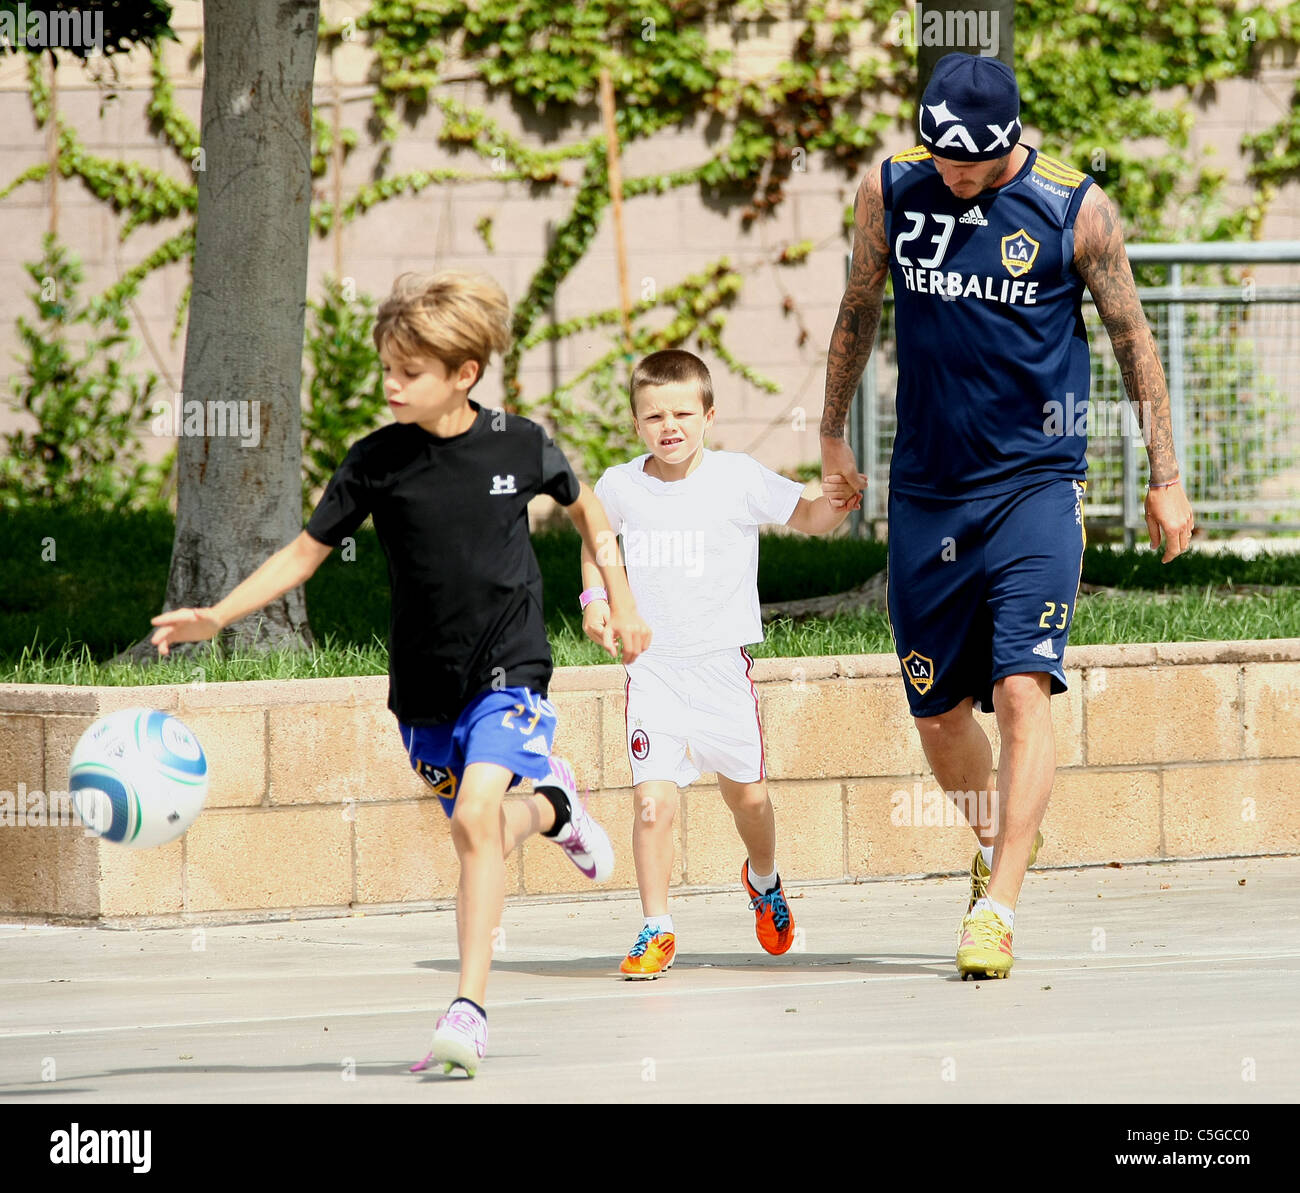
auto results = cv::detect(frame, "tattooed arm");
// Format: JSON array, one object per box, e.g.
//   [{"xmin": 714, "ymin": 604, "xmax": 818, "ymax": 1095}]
[
  {"xmin": 1074, "ymin": 184, "xmax": 1195, "ymax": 562},
  {"xmin": 820, "ymin": 163, "xmax": 889, "ymax": 508}
]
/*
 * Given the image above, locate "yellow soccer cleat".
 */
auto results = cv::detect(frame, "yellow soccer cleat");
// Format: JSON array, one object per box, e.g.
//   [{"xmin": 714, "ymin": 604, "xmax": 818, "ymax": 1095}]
[
  {"xmin": 620, "ymin": 926, "xmax": 676, "ymax": 980},
  {"xmin": 967, "ymin": 830, "xmax": 1043, "ymax": 914},
  {"xmin": 957, "ymin": 907, "xmax": 1014, "ymax": 980}
]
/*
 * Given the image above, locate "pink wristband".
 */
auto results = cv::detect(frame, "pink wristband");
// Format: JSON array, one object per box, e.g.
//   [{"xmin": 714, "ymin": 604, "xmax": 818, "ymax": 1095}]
[
  {"xmin": 1148, "ymin": 475, "xmax": 1181, "ymax": 490},
  {"xmin": 579, "ymin": 587, "xmax": 608, "ymax": 609}
]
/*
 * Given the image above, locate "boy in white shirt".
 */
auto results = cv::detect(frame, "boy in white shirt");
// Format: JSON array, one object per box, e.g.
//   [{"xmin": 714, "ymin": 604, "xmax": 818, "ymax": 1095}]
[{"xmin": 580, "ymin": 349, "xmax": 850, "ymax": 977}]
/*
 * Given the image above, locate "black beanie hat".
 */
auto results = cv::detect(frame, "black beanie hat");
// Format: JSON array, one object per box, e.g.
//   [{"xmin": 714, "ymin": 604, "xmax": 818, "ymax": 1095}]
[{"xmin": 919, "ymin": 52, "xmax": 1021, "ymax": 162}]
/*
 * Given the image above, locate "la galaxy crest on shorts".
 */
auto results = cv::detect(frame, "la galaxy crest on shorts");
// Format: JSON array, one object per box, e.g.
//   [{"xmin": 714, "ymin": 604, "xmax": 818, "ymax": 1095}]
[
  {"xmin": 901, "ymin": 650, "xmax": 935, "ymax": 695},
  {"xmin": 416, "ymin": 761, "xmax": 458, "ymax": 801}
]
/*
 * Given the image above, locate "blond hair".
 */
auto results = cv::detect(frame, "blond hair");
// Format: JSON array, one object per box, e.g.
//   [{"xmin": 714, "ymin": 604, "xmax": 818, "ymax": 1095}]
[
  {"xmin": 373, "ymin": 271, "xmax": 512, "ymax": 389},
  {"xmin": 629, "ymin": 349, "xmax": 715, "ymax": 417}
]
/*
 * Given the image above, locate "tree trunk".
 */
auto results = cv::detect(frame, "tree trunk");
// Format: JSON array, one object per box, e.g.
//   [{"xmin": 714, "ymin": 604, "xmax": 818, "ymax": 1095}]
[
  {"xmin": 125, "ymin": 0, "xmax": 320, "ymax": 661},
  {"xmin": 761, "ymin": 570, "xmax": 889, "ymax": 623}
]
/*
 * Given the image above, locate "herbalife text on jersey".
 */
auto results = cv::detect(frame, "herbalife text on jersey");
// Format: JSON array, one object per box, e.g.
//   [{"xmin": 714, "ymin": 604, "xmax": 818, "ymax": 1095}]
[{"xmin": 889, "ymin": 5, "xmax": 1002, "ymax": 57}]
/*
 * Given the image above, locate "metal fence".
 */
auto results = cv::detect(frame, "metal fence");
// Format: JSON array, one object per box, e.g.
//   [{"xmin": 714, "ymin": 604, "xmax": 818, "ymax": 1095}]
[{"xmin": 851, "ymin": 243, "xmax": 1300, "ymax": 542}]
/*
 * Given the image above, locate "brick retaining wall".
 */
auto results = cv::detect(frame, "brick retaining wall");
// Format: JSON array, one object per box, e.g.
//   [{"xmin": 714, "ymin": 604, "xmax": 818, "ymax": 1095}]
[{"xmin": 1, "ymin": 640, "xmax": 1297, "ymax": 923}]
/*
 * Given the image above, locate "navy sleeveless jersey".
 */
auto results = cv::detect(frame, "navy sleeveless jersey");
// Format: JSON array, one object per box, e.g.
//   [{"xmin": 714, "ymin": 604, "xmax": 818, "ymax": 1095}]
[{"xmin": 883, "ymin": 145, "xmax": 1095, "ymax": 498}]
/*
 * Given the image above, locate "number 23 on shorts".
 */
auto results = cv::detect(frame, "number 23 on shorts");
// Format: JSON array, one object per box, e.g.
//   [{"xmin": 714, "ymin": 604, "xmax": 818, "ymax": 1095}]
[
  {"xmin": 500, "ymin": 690, "xmax": 557, "ymax": 735},
  {"xmin": 1038, "ymin": 601, "xmax": 1070, "ymax": 630}
]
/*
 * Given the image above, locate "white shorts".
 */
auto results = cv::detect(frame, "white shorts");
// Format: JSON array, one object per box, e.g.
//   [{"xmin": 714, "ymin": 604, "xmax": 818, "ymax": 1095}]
[{"xmin": 624, "ymin": 647, "xmax": 765, "ymax": 787}]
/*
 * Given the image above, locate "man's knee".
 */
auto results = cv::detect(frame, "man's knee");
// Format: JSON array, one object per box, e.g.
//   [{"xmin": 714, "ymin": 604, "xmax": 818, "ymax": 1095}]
[
  {"xmin": 992, "ymin": 673, "xmax": 1051, "ymax": 724},
  {"xmin": 913, "ymin": 700, "xmax": 975, "ymax": 746}
]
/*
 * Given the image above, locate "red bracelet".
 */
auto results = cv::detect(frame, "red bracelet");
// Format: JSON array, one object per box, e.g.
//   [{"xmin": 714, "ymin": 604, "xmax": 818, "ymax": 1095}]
[{"xmin": 1148, "ymin": 475, "xmax": 1180, "ymax": 490}]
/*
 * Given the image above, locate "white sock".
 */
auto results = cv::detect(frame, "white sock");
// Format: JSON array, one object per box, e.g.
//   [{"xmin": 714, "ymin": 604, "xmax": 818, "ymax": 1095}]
[
  {"xmin": 747, "ymin": 863, "xmax": 778, "ymax": 894},
  {"xmin": 644, "ymin": 914, "xmax": 673, "ymax": 935},
  {"xmin": 979, "ymin": 844, "xmax": 994, "ymax": 869},
  {"xmin": 972, "ymin": 896, "xmax": 1015, "ymax": 929}
]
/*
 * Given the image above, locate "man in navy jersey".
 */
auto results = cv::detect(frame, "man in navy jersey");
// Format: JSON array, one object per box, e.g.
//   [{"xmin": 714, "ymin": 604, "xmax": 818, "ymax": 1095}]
[{"xmin": 820, "ymin": 54, "xmax": 1194, "ymax": 979}]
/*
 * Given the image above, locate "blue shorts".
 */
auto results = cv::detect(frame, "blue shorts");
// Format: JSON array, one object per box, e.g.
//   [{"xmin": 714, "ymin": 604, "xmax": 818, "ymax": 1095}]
[
  {"xmin": 399, "ymin": 687, "xmax": 558, "ymax": 817},
  {"xmin": 887, "ymin": 479, "xmax": 1086, "ymax": 717}
]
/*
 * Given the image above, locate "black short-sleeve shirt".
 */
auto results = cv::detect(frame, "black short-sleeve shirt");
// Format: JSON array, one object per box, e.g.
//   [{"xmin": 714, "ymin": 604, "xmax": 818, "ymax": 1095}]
[{"xmin": 305, "ymin": 403, "xmax": 581, "ymax": 725}]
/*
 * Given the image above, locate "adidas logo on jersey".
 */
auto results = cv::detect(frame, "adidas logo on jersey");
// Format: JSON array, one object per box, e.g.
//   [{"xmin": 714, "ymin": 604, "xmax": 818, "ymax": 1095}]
[
  {"xmin": 1032, "ymin": 639, "xmax": 1058, "ymax": 660},
  {"xmin": 522, "ymin": 734, "xmax": 549, "ymax": 755},
  {"xmin": 960, "ymin": 205, "xmax": 989, "ymax": 226}
]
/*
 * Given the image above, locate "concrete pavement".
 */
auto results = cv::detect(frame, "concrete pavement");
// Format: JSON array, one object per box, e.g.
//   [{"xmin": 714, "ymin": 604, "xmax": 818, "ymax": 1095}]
[{"xmin": 1, "ymin": 856, "xmax": 1297, "ymax": 1103}]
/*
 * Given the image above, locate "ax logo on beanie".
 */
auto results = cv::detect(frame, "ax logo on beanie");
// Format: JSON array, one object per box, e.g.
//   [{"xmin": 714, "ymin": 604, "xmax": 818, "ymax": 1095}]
[{"xmin": 919, "ymin": 52, "xmax": 1023, "ymax": 162}]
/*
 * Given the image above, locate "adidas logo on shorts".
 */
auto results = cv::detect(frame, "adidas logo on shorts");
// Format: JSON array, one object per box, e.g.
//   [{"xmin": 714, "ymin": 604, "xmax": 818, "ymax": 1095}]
[
  {"xmin": 521, "ymin": 734, "xmax": 549, "ymax": 755},
  {"xmin": 959, "ymin": 205, "xmax": 989, "ymax": 226},
  {"xmin": 1032, "ymin": 639, "xmax": 1058, "ymax": 659}
]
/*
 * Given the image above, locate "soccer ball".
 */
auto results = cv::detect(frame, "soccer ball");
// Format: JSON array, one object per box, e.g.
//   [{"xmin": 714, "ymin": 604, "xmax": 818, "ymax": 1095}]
[{"xmin": 68, "ymin": 708, "xmax": 209, "ymax": 849}]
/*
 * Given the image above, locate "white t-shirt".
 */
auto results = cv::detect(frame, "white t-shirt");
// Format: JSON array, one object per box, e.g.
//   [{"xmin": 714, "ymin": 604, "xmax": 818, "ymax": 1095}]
[{"xmin": 594, "ymin": 450, "xmax": 806, "ymax": 657}]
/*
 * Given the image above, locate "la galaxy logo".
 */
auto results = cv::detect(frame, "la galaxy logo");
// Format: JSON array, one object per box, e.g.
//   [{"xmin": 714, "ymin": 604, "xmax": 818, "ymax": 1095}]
[
  {"xmin": 901, "ymin": 650, "xmax": 935, "ymax": 696},
  {"xmin": 416, "ymin": 762, "xmax": 457, "ymax": 800},
  {"xmin": 1000, "ymin": 229, "xmax": 1039, "ymax": 278}
]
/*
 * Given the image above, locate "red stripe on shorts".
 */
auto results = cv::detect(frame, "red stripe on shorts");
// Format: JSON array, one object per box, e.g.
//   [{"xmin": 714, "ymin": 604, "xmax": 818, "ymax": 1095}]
[
  {"xmin": 623, "ymin": 670, "xmax": 631, "ymax": 750},
  {"xmin": 741, "ymin": 647, "xmax": 764, "ymax": 780}
]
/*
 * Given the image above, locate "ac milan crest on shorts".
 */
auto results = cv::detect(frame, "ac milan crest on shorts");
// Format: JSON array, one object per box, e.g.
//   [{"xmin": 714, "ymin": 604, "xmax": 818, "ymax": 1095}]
[{"xmin": 624, "ymin": 647, "xmax": 765, "ymax": 787}]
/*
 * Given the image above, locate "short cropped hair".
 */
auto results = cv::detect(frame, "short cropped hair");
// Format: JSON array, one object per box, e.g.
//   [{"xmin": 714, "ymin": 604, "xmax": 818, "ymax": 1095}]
[
  {"xmin": 630, "ymin": 349, "xmax": 714, "ymax": 417},
  {"xmin": 373, "ymin": 271, "xmax": 511, "ymax": 389}
]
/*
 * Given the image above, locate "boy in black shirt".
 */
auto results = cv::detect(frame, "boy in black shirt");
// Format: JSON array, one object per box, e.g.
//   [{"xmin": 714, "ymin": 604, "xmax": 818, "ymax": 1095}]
[{"xmin": 152, "ymin": 271, "xmax": 651, "ymax": 1076}]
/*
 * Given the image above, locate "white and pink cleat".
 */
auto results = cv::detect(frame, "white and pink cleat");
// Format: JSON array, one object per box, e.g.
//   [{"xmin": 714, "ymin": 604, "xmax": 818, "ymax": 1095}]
[{"xmin": 536, "ymin": 755, "xmax": 615, "ymax": 883}]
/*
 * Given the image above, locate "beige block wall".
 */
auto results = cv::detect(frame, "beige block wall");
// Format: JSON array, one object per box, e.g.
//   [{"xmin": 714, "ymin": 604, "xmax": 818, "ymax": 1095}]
[{"xmin": 0, "ymin": 640, "xmax": 1297, "ymax": 924}]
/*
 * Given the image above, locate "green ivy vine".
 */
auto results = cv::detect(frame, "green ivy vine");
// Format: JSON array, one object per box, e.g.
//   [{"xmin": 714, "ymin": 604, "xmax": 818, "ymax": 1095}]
[{"xmin": 3, "ymin": 1, "xmax": 1300, "ymax": 481}]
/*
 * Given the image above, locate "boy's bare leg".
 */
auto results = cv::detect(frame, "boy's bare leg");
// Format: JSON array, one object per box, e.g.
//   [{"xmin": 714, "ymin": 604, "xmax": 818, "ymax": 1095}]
[
  {"xmin": 449, "ymin": 762, "xmax": 517, "ymax": 1006},
  {"xmin": 717, "ymin": 776, "xmax": 775, "ymax": 876},
  {"xmin": 631, "ymin": 780, "xmax": 679, "ymax": 917},
  {"xmin": 501, "ymin": 794, "xmax": 557, "ymax": 856}
]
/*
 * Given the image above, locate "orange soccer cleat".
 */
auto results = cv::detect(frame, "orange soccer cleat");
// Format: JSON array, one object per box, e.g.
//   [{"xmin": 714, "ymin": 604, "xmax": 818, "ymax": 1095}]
[{"xmin": 741, "ymin": 861, "xmax": 795, "ymax": 955}]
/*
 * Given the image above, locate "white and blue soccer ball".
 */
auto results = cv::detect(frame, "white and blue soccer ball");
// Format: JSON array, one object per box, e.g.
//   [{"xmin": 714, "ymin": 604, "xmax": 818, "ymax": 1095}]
[{"xmin": 68, "ymin": 708, "xmax": 209, "ymax": 849}]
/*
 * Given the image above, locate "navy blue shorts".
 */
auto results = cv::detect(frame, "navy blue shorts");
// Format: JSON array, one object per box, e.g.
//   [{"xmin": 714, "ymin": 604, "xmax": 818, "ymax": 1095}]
[
  {"xmin": 887, "ymin": 479, "xmax": 1086, "ymax": 718},
  {"xmin": 399, "ymin": 687, "xmax": 558, "ymax": 817}
]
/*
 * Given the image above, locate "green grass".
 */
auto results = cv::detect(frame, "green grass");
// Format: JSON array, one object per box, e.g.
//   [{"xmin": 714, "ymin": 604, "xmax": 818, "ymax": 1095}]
[
  {"xmin": 2, "ymin": 507, "xmax": 1297, "ymax": 685},
  {"xmin": 4, "ymin": 636, "xmax": 392, "ymax": 686},
  {"xmin": 1081, "ymin": 548, "xmax": 1300, "ymax": 590},
  {"xmin": 9, "ymin": 588, "xmax": 1298, "ymax": 685}
]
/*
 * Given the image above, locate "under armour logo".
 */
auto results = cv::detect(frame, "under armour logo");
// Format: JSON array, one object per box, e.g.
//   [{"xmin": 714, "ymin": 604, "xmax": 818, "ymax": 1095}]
[{"xmin": 490, "ymin": 474, "xmax": 517, "ymax": 495}]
